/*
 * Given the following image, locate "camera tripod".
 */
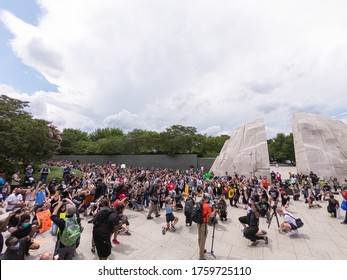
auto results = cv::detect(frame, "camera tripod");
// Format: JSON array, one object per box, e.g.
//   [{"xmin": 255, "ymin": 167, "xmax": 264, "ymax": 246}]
[
  {"xmin": 267, "ymin": 205, "xmax": 280, "ymax": 231},
  {"xmin": 206, "ymin": 219, "xmax": 217, "ymax": 259}
]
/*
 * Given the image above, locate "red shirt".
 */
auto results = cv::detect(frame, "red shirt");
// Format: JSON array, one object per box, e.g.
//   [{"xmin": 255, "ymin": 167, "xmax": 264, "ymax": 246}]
[{"xmin": 202, "ymin": 203, "xmax": 212, "ymax": 223}]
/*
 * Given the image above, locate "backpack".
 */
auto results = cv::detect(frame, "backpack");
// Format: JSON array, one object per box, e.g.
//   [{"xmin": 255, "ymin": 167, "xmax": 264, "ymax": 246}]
[
  {"xmin": 93, "ymin": 207, "xmax": 113, "ymax": 227},
  {"xmin": 148, "ymin": 184, "xmax": 154, "ymax": 196},
  {"xmin": 60, "ymin": 214, "xmax": 81, "ymax": 247},
  {"xmin": 192, "ymin": 202, "xmax": 207, "ymax": 224},
  {"xmin": 184, "ymin": 198, "xmax": 194, "ymax": 214}
]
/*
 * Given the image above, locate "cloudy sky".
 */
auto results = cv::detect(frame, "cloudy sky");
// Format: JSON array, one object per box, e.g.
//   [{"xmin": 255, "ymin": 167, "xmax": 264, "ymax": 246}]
[{"xmin": 1, "ymin": 0, "xmax": 347, "ymax": 137}]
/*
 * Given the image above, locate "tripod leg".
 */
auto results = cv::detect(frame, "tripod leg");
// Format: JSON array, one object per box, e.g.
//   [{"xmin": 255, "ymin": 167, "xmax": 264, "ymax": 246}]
[{"xmin": 208, "ymin": 222, "xmax": 217, "ymax": 258}]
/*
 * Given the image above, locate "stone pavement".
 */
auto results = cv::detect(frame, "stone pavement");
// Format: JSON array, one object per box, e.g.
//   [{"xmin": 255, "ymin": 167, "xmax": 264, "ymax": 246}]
[{"xmin": 9, "ymin": 196, "xmax": 347, "ymax": 260}]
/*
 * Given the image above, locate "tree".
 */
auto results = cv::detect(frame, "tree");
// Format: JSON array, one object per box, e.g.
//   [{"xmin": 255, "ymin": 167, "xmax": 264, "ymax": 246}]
[
  {"xmin": 193, "ymin": 134, "xmax": 230, "ymax": 157},
  {"xmin": 89, "ymin": 128, "xmax": 124, "ymax": 142},
  {"xmin": 158, "ymin": 125, "xmax": 199, "ymax": 155},
  {"xmin": 123, "ymin": 129, "xmax": 160, "ymax": 154},
  {"xmin": 0, "ymin": 95, "xmax": 61, "ymax": 175},
  {"xmin": 268, "ymin": 133, "xmax": 295, "ymax": 163},
  {"xmin": 59, "ymin": 128, "xmax": 89, "ymax": 154}
]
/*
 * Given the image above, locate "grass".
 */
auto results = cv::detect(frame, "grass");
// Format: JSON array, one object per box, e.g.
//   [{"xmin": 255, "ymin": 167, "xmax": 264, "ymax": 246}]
[{"xmin": 19, "ymin": 166, "xmax": 83, "ymax": 184}]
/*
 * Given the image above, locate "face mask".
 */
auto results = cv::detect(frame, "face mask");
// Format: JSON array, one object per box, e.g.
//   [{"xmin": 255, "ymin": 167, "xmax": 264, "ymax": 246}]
[
  {"xmin": 11, "ymin": 243, "xmax": 20, "ymax": 250},
  {"xmin": 22, "ymin": 223, "xmax": 30, "ymax": 228}
]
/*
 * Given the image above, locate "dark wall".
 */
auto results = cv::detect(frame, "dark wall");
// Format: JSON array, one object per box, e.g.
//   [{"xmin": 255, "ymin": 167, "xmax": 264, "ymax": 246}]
[{"xmin": 53, "ymin": 154, "xmax": 215, "ymax": 171}]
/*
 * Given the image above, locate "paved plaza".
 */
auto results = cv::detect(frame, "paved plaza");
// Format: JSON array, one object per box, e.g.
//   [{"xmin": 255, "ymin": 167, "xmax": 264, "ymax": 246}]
[{"xmin": 8, "ymin": 194, "xmax": 346, "ymax": 260}]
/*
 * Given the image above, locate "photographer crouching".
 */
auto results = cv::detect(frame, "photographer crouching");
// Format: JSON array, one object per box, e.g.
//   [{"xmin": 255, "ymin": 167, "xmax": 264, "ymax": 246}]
[{"xmin": 238, "ymin": 196, "xmax": 268, "ymax": 246}]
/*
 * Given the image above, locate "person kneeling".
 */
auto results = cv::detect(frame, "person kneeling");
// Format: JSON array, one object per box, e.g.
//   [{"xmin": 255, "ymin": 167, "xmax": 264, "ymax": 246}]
[
  {"xmin": 277, "ymin": 208, "xmax": 298, "ymax": 236},
  {"xmin": 239, "ymin": 197, "xmax": 268, "ymax": 246}
]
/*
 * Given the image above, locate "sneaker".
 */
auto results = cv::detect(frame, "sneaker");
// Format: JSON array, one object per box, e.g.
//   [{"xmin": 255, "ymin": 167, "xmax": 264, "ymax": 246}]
[
  {"xmin": 171, "ymin": 225, "xmax": 176, "ymax": 231},
  {"xmin": 112, "ymin": 239, "xmax": 120, "ymax": 244},
  {"xmin": 188, "ymin": 225, "xmax": 192, "ymax": 229},
  {"xmin": 125, "ymin": 231, "xmax": 131, "ymax": 236},
  {"xmin": 155, "ymin": 214, "xmax": 161, "ymax": 218},
  {"xmin": 147, "ymin": 216, "xmax": 153, "ymax": 220},
  {"xmin": 162, "ymin": 227, "xmax": 166, "ymax": 235},
  {"xmin": 261, "ymin": 230, "xmax": 267, "ymax": 235},
  {"xmin": 264, "ymin": 236, "xmax": 268, "ymax": 244},
  {"xmin": 286, "ymin": 231, "xmax": 294, "ymax": 236},
  {"xmin": 341, "ymin": 221, "xmax": 347, "ymax": 224},
  {"xmin": 251, "ymin": 241, "xmax": 259, "ymax": 246},
  {"xmin": 317, "ymin": 204, "xmax": 322, "ymax": 208}
]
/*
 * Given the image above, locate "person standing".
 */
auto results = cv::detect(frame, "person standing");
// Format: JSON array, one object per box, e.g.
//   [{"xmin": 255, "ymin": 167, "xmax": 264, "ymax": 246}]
[
  {"xmin": 50, "ymin": 202, "xmax": 81, "ymax": 260},
  {"xmin": 39, "ymin": 165, "xmax": 50, "ymax": 183},
  {"xmin": 197, "ymin": 193, "xmax": 216, "ymax": 260},
  {"xmin": 147, "ymin": 181, "xmax": 161, "ymax": 220},
  {"xmin": 340, "ymin": 188, "xmax": 347, "ymax": 224},
  {"xmin": 184, "ymin": 195, "xmax": 195, "ymax": 228},
  {"xmin": 92, "ymin": 198, "xmax": 121, "ymax": 260}
]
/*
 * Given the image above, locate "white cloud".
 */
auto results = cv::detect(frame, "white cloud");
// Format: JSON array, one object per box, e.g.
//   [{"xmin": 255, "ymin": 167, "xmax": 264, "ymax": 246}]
[{"xmin": 1, "ymin": 0, "xmax": 347, "ymax": 136}]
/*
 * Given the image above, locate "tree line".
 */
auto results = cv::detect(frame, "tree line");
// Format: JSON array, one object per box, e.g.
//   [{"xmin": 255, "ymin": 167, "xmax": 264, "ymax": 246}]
[{"xmin": 0, "ymin": 95, "xmax": 295, "ymax": 175}]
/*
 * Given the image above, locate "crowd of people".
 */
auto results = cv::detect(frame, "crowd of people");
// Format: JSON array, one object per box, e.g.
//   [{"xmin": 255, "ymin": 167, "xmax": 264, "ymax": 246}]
[{"xmin": 0, "ymin": 161, "xmax": 346, "ymax": 260}]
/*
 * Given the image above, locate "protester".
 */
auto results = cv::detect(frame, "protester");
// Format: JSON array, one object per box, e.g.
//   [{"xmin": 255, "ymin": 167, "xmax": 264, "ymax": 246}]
[
  {"xmin": 51, "ymin": 201, "xmax": 81, "ymax": 260},
  {"xmin": 197, "ymin": 193, "xmax": 216, "ymax": 260}
]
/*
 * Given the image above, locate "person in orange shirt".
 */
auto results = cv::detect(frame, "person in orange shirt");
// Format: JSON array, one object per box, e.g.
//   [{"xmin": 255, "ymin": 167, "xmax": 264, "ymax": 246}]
[
  {"xmin": 197, "ymin": 193, "xmax": 217, "ymax": 260},
  {"xmin": 261, "ymin": 176, "xmax": 269, "ymax": 190}
]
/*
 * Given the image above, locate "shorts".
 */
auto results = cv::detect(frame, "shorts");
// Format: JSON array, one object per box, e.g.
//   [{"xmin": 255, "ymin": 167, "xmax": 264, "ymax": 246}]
[
  {"xmin": 166, "ymin": 213, "xmax": 175, "ymax": 223},
  {"xmin": 289, "ymin": 223, "xmax": 298, "ymax": 230}
]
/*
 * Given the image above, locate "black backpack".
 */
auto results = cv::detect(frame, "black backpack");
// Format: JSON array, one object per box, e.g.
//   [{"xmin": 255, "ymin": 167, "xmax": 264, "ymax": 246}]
[
  {"xmin": 93, "ymin": 207, "xmax": 113, "ymax": 227},
  {"xmin": 192, "ymin": 202, "xmax": 207, "ymax": 224},
  {"xmin": 184, "ymin": 198, "xmax": 194, "ymax": 214},
  {"xmin": 148, "ymin": 184, "xmax": 155, "ymax": 196}
]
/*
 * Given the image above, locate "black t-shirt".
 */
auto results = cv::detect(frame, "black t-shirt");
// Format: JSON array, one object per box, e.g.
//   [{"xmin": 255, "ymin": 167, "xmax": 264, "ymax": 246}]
[
  {"xmin": 249, "ymin": 211, "xmax": 259, "ymax": 228},
  {"xmin": 106, "ymin": 212, "xmax": 121, "ymax": 233},
  {"xmin": 3, "ymin": 237, "xmax": 29, "ymax": 260},
  {"xmin": 11, "ymin": 225, "xmax": 32, "ymax": 239},
  {"xmin": 269, "ymin": 189, "xmax": 279, "ymax": 199},
  {"xmin": 94, "ymin": 183, "xmax": 107, "ymax": 200}
]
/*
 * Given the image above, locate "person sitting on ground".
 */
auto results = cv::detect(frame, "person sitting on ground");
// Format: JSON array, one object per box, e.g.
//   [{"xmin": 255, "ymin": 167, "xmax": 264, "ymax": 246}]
[
  {"xmin": 277, "ymin": 208, "xmax": 298, "ymax": 236},
  {"xmin": 10, "ymin": 213, "xmax": 40, "ymax": 256},
  {"xmin": 6, "ymin": 188, "xmax": 26, "ymax": 212},
  {"xmin": 3, "ymin": 224, "xmax": 37, "ymax": 260},
  {"xmin": 38, "ymin": 251, "xmax": 55, "ymax": 260},
  {"xmin": 0, "ymin": 211, "xmax": 15, "ymax": 254},
  {"xmin": 162, "ymin": 198, "xmax": 179, "ymax": 235},
  {"xmin": 258, "ymin": 195, "xmax": 271, "ymax": 222},
  {"xmin": 307, "ymin": 187, "xmax": 322, "ymax": 208},
  {"xmin": 323, "ymin": 192, "xmax": 339, "ymax": 218}
]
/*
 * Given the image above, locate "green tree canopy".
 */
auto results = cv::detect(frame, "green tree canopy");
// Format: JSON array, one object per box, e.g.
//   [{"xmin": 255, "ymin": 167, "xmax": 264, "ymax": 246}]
[
  {"xmin": 268, "ymin": 133, "xmax": 295, "ymax": 163},
  {"xmin": 0, "ymin": 95, "xmax": 61, "ymax": 175}
]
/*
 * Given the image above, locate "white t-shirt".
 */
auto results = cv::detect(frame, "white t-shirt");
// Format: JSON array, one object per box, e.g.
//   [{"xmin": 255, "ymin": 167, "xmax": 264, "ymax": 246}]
[
  {"xmin": 284, "ymin": 212, "xmax": 297, "ymax": 226},
  {"xmin": 6, "ymin": 193, "xmax": 20, "ymax": 205}
]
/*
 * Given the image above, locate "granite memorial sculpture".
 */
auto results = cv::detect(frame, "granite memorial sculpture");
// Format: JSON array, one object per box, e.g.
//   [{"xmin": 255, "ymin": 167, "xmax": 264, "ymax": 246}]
[
  {"xmin": 210, "ymin": 118, "xmax": 270, "ymax": 178},
  {"xmin": 293, "ymin": 112, "xmax": 347, "ymax": 183}
]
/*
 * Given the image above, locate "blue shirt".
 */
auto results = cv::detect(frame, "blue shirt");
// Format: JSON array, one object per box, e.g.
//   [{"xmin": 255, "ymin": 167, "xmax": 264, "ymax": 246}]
[
  {"xmin": 165, "ymin": 204, "xmax": 173, "ymax": 215},
  {"xmin": 35, "ymin": 191, "xmax": 46, "ymax": 206}
]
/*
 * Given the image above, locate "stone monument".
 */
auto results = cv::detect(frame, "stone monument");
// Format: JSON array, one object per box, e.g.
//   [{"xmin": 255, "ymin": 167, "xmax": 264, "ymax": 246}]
[
  {"xmin": 293, "ymin": 113, "xmax": 347, "ymax": 183},
  {"xmin": 210, "ymin": 118, "xmax": 270, "ymax": 178}
]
